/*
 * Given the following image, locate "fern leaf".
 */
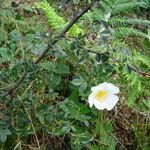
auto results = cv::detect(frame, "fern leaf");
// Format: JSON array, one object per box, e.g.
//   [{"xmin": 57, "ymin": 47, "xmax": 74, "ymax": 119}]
[
  {"xmin": 100, "ymin": 1, "xmax": 111, "ymax": 12},
  {"xmin": 101, "ymin": 0, "xmax": 114, "ymax": 8},
  {"xmin": 136, "ymin": 54, "xmax": 150, "ymax": 68},
  {"xmin": 111, "ymin": 0, "xmax": 129, "ymax": 9},
  {"xmin": 36, "ymin": 1, "xmax": 66, "ymax": 30},
  {"xmin": 114, "ymin": 27, "xmax": 150, "ymax": 39},
  {"xmin": 86, "ymin": 8, "xmax": 105, "ymax": 21},
  {"xmin": 109, "ymin": 16, "xmax": 150, "ymax": 27},
  {"xmin": 36, "ymin": 0, "xmax": 84, "ymax": 37},
  {"xmin": 112, "ymin": 2, "xmax": 146, "ymax": 14},
  {"xmin": 121, "ymin": 70, "xmax": 142, "ymax": 106},
  {"xmin": 102, "ymin": 0, "xmax": 129, "ymax": 10}
]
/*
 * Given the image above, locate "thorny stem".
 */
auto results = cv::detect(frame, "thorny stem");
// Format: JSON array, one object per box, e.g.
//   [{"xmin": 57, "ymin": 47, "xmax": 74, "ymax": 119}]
[{"xmin": 4, "ymin": 0, "xmax": 100, "ymax": 98}]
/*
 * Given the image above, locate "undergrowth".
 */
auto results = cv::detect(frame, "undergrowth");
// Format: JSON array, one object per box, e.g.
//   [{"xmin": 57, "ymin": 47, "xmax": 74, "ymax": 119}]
[{"xmin": 0, "ymin": 0, "xmax": 149, "ymax": 150}]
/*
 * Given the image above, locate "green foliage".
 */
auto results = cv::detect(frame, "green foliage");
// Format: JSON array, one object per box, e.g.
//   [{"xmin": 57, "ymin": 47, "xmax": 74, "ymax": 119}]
[
  {"xmin": 0, "ymin": 129, "xmax": 11, "ymax": 143},
  {"xmin": 86, "ymin": 0, "xmax": 150, "ymax": 40},
  {"xmin": 0, "ymin": 0, "xmax": 149, "ymax": 149},
  {"xmin": 109, "ymin": 17, "xmax": 150, "ymax": 27},
  {"xmin": 36, "ymin": 0, "xmax": 84, "ymax": 36},
  {"xmin": 117, "ymin": 49, "xmax": 150, "ymax": 112},
  {"xmin": 121, "ymin": 70, "xmax": 142, "ymax": 106},
  {"xmin": 114, "ymin": 27, "xmax": 149, "ymax": 39}
]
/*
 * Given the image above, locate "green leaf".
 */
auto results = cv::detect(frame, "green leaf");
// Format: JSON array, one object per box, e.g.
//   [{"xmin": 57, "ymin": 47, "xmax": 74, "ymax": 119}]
[
  {"xmin": 55, "ymin": 63, "xmax": 70, "ymax": 74},
  {"xmin": 69, "ymin": 91, "xmax": 79, "ymax": 102},
  {"xmin": 36, "ymin": 0, "xmax": 83, "ymax": 37},
  {"xmin": 89, "ymin": 145, "xmax": 100, "ymax": 150},
  {"xmin": 51, "ymin": 73, "xmax": 62, "ymax": 86},
  {"xmin": 71, "ymin": 78, "xmax": 83, "ymax": 86},
  {"xmin": 9, "ymin": 29, "xmax": 21, "ymax": 42},
  {"xmin": 0, "ymin": 28, "xmax": 7, "ymax": 43},
  {"xmin": 84, "ymin": 120, "xmax": 89, "ymax": 127},
  {"xmin": 73, "ymin": 0, "xmax": 80, "ymax": 4},
  {"xmin": 40, "ymin": 61, "xmax": 53, "ymax": 71},
  {"xmin": 0, "ymin": 129, "xmax": 11, "ymax": 143},
  {"xmin": 79, "ymin": 81, "xmax": 87, "ymax": 93},
  {"xmin": 71, "ymin": 78, "xmax": 87, "ymax": 94},
  {"xmin": 62, "ymin": 121, "xmax": 71, "ymax": 132},
  {"xmin": 0, "ymin": 47, "xmax": 13, "ymax": 63},
  {"xmin": 0, "ymin": 47, "xmax": 9, "ymax": 59}
]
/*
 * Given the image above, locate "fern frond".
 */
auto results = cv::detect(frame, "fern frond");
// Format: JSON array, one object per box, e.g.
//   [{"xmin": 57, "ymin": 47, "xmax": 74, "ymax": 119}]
[
  {"xmin": 86, "ymin": 8, "xmax": 105, "ymax": 21},
  {"xmin": 111, "ymin": 0, "xmax": 129, "ymax": 9},
  {"xmin": 100, "ymin": 1, "xmax": 111, "ymax": 12},
  {"xmin": 114, "ymin": 27, "xmax": 150, "ymax": 39},
  {"xmin": 112, "ymin": 2, "xmax": 146, "ymax": 14},
  {"xmin": 36, "ymin": 1, "xmax": 66, "ymax": 30},
  {"xmin": 136, "ymin": 54, "xmax": 150, "ymax": 68},
  {"xmin": 109, "ymin": 16, "xmax": 150, "ymax": 27},
  {"xmin": 121, "ymin": 70, "xmax": 142, "ymax": 106},
  {"xmin": 36, "ymin": 0, "xmax": 84, "ymax": 37},
  {"xmin": 101, "ymin": 0, "xmax": 114, "ymax": 8},
  {"xmin": 102, "ymin": 0, "xmax": 129, "ymax": 10}
]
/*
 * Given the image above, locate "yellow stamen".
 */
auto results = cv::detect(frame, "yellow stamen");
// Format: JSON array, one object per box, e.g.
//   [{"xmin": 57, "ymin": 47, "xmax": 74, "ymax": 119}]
[{"xmin": 95, "ymin": 91, "xmax": 107, "ymax": 102}]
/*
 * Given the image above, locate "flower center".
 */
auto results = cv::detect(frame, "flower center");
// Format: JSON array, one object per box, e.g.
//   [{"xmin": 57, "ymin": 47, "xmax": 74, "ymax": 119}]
[{"xmin": 95, "ymin": 90, "xmax": 108, "ymax": 102}]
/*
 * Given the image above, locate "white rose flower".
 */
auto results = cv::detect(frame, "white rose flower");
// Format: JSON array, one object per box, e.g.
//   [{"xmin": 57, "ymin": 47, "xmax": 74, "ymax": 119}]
[{"xmin": 88, "ymin": 82, "xmax": 119, "ymax": 110}]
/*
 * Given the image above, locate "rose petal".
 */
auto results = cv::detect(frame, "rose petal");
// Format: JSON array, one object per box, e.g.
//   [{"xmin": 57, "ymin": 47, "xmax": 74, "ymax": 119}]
[
  {"xmin": 88, "ymin": 92, "xmax": 95, "ymax": 107},
  {"xmin": 98, "ymin": 82, "xmax": 119, "ymax": 94},
  {"xmin": 93, "ymin": 100, "xmax": 106, "ymax": 110},
  {"xmin": 105, "ymin": 94, "xmax": 119, "ymax": 110},
  {"xmin": 91, "ymin": 85, "xmax": 103, "ymax": 92}
]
